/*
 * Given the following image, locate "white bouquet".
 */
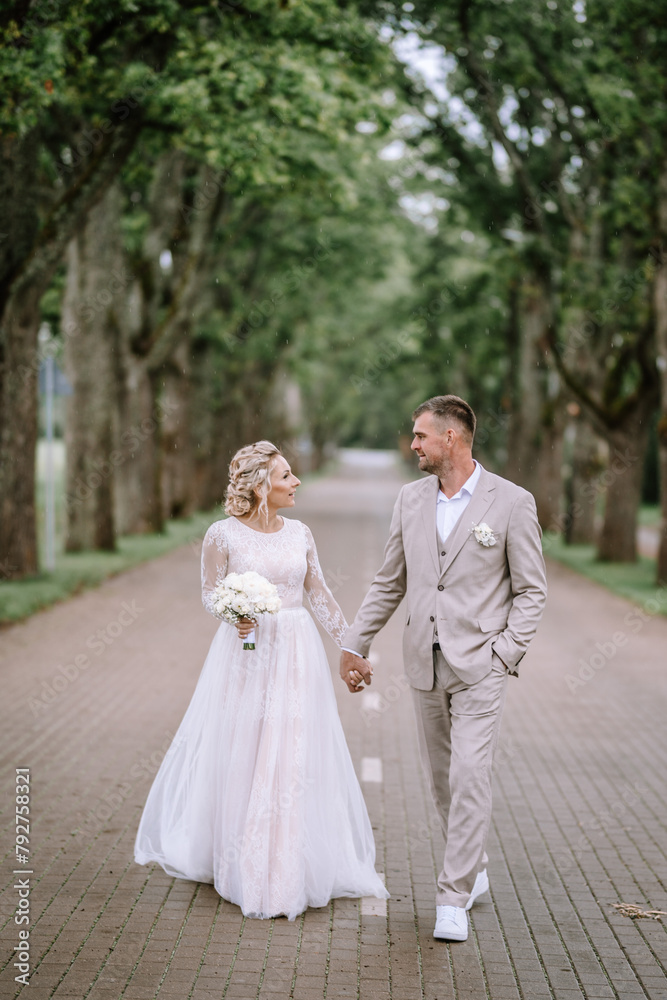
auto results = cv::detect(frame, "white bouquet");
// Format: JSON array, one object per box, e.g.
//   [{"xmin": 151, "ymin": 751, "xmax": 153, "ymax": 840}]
[{"xmin": 213, "ymin": 571, "xmax": 281, "ymax": 650}]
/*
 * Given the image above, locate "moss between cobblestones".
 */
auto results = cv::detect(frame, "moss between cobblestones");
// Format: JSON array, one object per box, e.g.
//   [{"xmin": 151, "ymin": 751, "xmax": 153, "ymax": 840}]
[
  {"xmin": 543, "ymin": 535, "xmax": 667, "ymax": 616},
  {"xmin": 0, "ymin": 509, "xmax": 219, "ymax": 626}
]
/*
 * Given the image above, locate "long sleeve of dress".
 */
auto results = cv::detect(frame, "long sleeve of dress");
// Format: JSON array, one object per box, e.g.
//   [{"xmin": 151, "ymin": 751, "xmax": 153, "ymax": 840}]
[
  {"xmin": 303, "ymin": 523, "xmax": 349, "ymax": 647},
  {"xmin": 201, "ymin": 521, "xmax": 229, "ymax": 618}
]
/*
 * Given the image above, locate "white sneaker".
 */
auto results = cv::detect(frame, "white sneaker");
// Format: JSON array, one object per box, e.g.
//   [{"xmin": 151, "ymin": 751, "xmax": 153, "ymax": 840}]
[
  {"xmin": 465, "ymin": 869, "xmax": 489, "ymax": 911},
  {"xmin": 434, "ymin": 905, "xmax": 468, "ymax": 941}
]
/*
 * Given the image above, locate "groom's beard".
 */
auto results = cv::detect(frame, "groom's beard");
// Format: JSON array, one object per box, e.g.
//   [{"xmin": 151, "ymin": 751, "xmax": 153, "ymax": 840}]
[{"xmin": 418, "ymin": 455, "xmax": 449, "ymax": 479}]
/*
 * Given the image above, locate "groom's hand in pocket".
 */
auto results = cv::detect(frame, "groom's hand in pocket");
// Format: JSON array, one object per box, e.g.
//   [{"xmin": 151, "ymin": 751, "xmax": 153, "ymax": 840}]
[{"xmin": 340, "ymin": 649, "xmax": 372, "ymax": 692}]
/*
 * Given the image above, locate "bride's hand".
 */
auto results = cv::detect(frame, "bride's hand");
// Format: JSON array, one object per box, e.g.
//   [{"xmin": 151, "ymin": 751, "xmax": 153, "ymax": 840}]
[
  {"xmin": 234, "ymin": 617, "xmax": 256, "ymax": 638},
  {"xmin": 339, "ymin": 649, "xmax": 372, "ymax": 693}
]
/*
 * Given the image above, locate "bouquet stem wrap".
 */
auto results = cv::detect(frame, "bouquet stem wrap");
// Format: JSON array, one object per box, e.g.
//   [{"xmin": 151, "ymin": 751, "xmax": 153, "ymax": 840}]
[{"xmin": 243, "ymin": 628, "xmax": 257, "ymax": 651}]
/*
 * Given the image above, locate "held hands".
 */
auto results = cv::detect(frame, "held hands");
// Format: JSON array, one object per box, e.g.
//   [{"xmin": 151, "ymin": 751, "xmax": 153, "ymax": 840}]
[
  {"xmin": 339, "ymin": 649, "xmax": 373, "ymax": 693},
  {"xmin": 234, "ymin": 617, "xmax": 256, "ymax": 639}
]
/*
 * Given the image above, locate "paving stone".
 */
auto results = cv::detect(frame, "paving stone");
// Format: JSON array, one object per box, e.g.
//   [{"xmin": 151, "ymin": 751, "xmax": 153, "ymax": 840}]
[{"xmin": 2, "ymin": 456, "xmax": 667, "ymax": 1000}]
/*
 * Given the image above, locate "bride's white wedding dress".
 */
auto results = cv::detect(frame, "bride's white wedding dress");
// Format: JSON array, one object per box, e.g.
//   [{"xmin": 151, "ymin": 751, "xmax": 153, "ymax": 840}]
[{"xmin": 134, "ymin": 514, "xmax": 388, "ymax": 920}]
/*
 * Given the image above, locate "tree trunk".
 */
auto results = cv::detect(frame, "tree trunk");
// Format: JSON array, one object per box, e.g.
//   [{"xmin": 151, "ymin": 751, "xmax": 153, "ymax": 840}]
[
  {"xmin": 0, "ymin": 131, "xmax": 46, "ymax": 579},
  {"xmin": 505, "ymin": 272, "xmax": 562, "ymax": 526},
  {"xmin": 564, "ymin": 415, "xmax": 604, "ymax": 545},
  {"xmin": 0, "ymin": 288, "xmax": 40, "ymax": 579},
  {"xmin": 0, "ymin": 122, "xmax": 143, "ymax": 578},
  {"xmin": 210, "ymin": 400, "xmax": 244, "ymax": 507},
  {"xmin": 531, "ymin": 388, "xmax": 566, "ymax": 530},
  {"xmin": 112, "ymin": 155, "xmax": 184, "ymax": 536},
  {"xmin": 112, "ymin": 157, "xmax": 224, "ymax": 532},
  {"xmin": 189, "ymin": 352, "xmax": 280, "ymax": 514},
  {"xmin": 62, "ymin": 185, "xmax": 124, "ymax": 551},
  {"xmin": 657, "ymin": 414, "xmax": 667, "ymax": 584},
  {"xmin": 597, "ymin": 410, "xmax": 653, "ymax": 562},
  {"xmin": 160, "ymin": 336, "xmax": 195, "ymax": 520},
  {"xmin": 189, "ymin": 339, "xmax": 219, "ymax": 511},
  {"xmin": 654, "ymin": 161, "xmax": 667, "ymax": 585},
  {"xmin": 114, "ymin": 357, "xmax": 164, "ymax": 535},
  {"xmin": 196, "ymin": 378, "xmax": 248, "ymax": 514}
]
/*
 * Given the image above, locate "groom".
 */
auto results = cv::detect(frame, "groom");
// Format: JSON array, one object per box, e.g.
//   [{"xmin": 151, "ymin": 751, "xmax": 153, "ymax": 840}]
[{"xmin": 340, "ymin": 395, "xmax": 547, "ymax": 942}]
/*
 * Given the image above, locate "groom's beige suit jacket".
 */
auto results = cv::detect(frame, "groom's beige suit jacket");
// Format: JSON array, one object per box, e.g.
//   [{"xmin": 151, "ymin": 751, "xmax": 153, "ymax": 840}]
[{"xmin": 343, "ymin": 467, "xmax": 547, "ymax": 689}]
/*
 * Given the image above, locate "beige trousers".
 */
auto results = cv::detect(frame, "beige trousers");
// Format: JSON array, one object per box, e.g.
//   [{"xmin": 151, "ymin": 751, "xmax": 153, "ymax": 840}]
[{"xmin": 411, "ymin": 649, "xmax": 508, "ymax": 907}]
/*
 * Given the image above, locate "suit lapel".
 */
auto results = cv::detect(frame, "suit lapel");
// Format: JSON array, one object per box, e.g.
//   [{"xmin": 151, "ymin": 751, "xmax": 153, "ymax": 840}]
[
  {"xmin": 439, "ymin": 470, "xmax": 496, "ymax": 578},
  {"xmin": 419, "ymin": 476, "xmax": 441, "ymax": 574}
]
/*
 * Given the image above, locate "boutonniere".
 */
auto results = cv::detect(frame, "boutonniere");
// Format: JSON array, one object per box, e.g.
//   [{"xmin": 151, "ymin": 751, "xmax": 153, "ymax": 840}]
[{"xmin": 471, "ymin": 522, "xmax": 497, "ymax": 547}]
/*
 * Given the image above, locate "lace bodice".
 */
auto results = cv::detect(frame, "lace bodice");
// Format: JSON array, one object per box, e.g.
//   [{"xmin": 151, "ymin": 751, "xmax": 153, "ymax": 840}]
[{"xmin": 201, "ymin": 516, "xmax": 348, "ymax": 646}]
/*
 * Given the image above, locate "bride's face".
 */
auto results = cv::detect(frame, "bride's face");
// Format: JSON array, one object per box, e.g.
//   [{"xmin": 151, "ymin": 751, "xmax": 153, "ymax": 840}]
[{"xmin": 266, "ymin": 456, "xmax": 301, "ymax": 509}]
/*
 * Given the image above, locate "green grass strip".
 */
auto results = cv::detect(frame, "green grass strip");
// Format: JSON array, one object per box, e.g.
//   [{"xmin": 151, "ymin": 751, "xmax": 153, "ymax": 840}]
[
  {"xmin": 543, "ymin": 534, "xmax": 667, "ymax": 616},
  {"xmin": 0, "ymin": 508, "xmax": 219, "ymax": 625}
]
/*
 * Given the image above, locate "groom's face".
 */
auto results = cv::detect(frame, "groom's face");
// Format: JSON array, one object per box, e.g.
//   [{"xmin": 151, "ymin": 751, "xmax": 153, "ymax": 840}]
[{"xmin": 411, "ymin": 413, "xmax": 452, "ymax": 474}]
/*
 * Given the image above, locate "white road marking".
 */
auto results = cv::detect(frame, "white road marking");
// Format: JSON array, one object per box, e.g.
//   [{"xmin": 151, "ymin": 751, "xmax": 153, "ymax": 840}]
[
  {"xmin": 361, "ymin": 691, "xmax": 382, "ymax": 713},
  {"xmin": 361, "ymin": 757, "xmax": 383, "ymax": 782}
]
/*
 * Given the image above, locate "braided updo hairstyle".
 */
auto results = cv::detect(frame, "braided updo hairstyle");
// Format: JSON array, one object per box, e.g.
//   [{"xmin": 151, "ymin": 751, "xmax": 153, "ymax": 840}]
[{"xmin": 224, "ymin": 441, "xmax": 282, "ymax": 521}]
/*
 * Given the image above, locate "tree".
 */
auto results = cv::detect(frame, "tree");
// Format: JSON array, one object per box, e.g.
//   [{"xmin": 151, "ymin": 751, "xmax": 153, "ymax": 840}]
[
  {"xmin": 62, "ymin": 184, "xmax": 124, "ymax": 550},
  {"xmin": 0, "ymin": 0, "xmax": 396, "ymax": 576},
  {"xmin": 379, "ymin": 0, "xmax": 663, "ymax": 557}
]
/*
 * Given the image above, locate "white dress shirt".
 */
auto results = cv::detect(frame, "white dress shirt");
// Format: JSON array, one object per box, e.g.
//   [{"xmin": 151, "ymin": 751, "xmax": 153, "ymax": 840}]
[
  {"xmin": 342, "ymin": 461, "xmax": 481, "ymax": 661},
  {"xmin": 436, "ymin": 460, "xmax": 481, "ymax": 544}
]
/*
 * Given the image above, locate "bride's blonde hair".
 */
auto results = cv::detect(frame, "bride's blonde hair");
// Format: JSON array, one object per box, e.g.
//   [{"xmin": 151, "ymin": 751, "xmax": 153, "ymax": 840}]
[{"xmin": 224, "ymin": 441, "xmax": 282, "ymax": 521}]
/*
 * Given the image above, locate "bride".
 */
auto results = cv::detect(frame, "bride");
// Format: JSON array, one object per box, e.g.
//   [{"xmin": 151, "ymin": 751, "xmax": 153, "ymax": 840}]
[{"xmin": 134, "ymin": 440, "xmax": 388, "ymax": 919}]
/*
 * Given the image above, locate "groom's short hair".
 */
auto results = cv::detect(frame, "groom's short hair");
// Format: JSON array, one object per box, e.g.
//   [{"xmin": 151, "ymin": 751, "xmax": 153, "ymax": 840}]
[{"xmin": 412, "ymin": 395, "xmax": 476, "ymax": 444}]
